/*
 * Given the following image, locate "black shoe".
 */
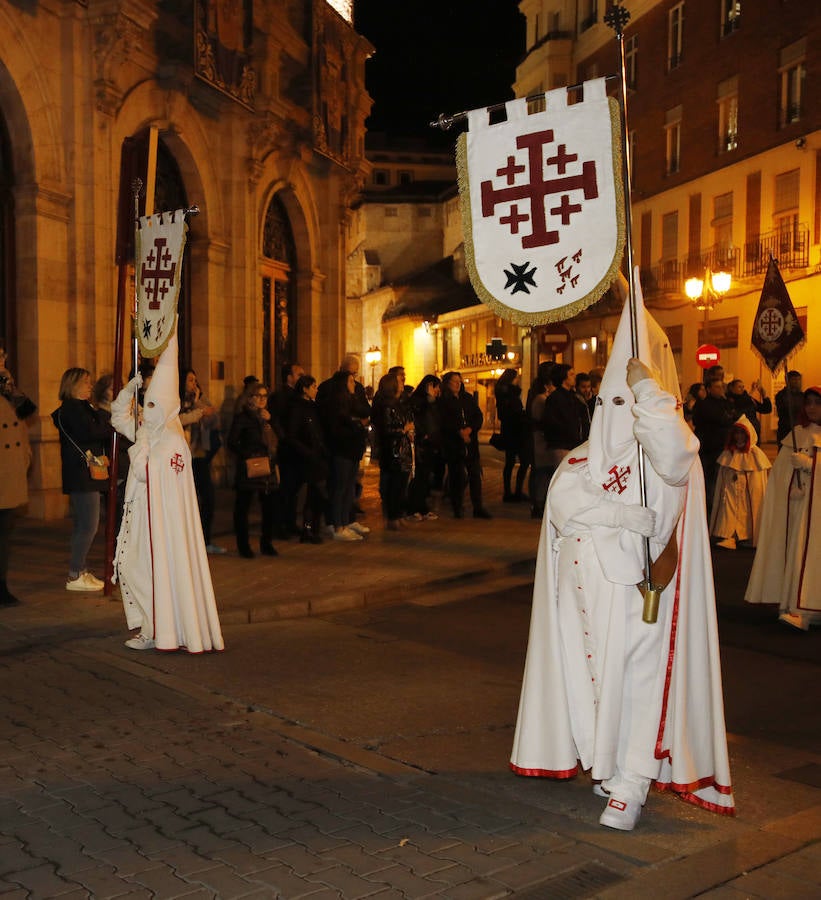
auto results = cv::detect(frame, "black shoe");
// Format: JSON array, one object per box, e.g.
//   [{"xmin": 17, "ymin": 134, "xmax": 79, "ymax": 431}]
[
  {"xmin": 473, "ymin": 507, "xmax": 492, "ymax": 519},
  {"xmin": 238, "ymin": 546, "xmax": 255, "ymax": 559},
  {"xmin": 260, "ymin": 543, "xmax": 278, "ymax": 557}
]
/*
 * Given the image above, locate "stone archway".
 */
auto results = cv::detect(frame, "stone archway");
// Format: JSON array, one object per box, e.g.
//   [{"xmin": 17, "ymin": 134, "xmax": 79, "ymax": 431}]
[
  {"xmin": 260, "ymin": 192, "xmax": 297, "ymax": 388},
  {"xmin": 0, "ymin": 109, "xmax": 14, "ymax": 354}
]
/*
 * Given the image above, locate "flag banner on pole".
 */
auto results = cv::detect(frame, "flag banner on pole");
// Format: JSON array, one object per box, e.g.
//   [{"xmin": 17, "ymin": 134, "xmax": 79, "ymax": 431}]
[
  {"xmin": 136, "ymin": 210, "xmax": 188, "ymax": 358},
  {"xmin": 750, "ymin": 255, "xmax": 806, "ymax": 373},
  {"xmin": 456, "ymin": 78, "xmax": 625, "ymax": 325}
]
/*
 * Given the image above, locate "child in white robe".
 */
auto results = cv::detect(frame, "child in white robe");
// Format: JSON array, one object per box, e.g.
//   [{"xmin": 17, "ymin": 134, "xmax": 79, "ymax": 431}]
[{"xmin": 709, "ymin": 415, "xmax": 770, "ymax": 550}]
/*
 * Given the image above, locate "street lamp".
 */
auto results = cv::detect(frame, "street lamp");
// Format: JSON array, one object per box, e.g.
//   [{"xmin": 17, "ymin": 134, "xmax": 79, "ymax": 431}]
[
  {"xmin": 684, "ymin": 268, "xmax": 732, "ymax": 312},
  {"xmin": 365, "ymin": 345, "xmax": 381, "ymax": 388},
  {"xmin": 684, "ymin": 268, "xmax": 732, "ymax": 347}
]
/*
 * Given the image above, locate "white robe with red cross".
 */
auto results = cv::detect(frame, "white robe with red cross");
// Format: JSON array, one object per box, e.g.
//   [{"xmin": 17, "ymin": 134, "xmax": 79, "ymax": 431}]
[
  {"xmin": 510, "ymin": 378, "xmax": 734, "ymax": 815},
  {"xmin": 111, "ymin": 336, "xmax": 224, "ymax": 653}
]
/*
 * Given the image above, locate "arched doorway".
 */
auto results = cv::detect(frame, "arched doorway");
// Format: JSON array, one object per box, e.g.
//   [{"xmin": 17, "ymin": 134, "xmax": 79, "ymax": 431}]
[
  {"xmin": 0, "ymin": 110, "xmax": 14, "ymax": 355},
  {"xmin": 261, "ymin": 193, "xmax": 297, "ymax": 388}
]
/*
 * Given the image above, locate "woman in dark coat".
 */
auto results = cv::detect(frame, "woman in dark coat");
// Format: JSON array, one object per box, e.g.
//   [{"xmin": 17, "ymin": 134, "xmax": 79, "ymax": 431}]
[
  {"xmin": 495, "ymin": 367, "xmax": 530, "ymax": 502},
  {"xmin": 228, "ymin": 383, "xmax": 279, "ymax": 558},
  {"xmin": 51, "ymin": 367, "xmax": 112, "ymax": 591},
  {"xmin": 408, "ymin": 374, "xmax": 441, "ymax": 518},
  {"xmin": 371, "ymin": 372, "xmax": 414, "ymax": 530},
  {"xmin": 287, "ymin": 374, "xmax": 329, "ymax": 543}
]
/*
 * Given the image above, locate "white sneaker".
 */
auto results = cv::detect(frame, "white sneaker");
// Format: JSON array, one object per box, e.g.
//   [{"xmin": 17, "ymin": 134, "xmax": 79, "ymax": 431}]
[
  {"xmin": 124, "ymin": 633, "xmax": 156, "ymax": 650},
  {"xmin": 592, "ymin": 782, "xmax": 609, "ymax": 798},
  {"xmin": 332, "ymin": 527, "xmax": 362, "ymax": 542},
  {"xmin": 779, "ymin": 612, "xmax": 809, "ymax": 631},
  {"xmin": 206, "ymin": 543, "xmax": 228, "ymax": 555},
  {"xmin": 599, "ymin": 796, "xmax": 642, "ymax": 831},
  {"xmin": 66, "ymin": 572, "xmax": 104, "ymax": 592},
  {"xmin": 423, "ymin": 511, "xmax": 439, "ymax": 520},
  {"xmin": 348, "ymin": 521, "xmax": 370, "ymax": 535},
  {"xmin": 82, "ymin": 571, "xmax": 105, "ymax": 589}
]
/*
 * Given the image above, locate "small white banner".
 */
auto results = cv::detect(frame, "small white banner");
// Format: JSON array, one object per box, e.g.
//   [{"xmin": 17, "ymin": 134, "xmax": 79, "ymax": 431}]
[
  {"xmin": 456, "ymin": 78, "xmax": 625, "ymax": 324},
  {"xmin": 136, "ymin": 210, "xmax": 188, "ymax": 358}
]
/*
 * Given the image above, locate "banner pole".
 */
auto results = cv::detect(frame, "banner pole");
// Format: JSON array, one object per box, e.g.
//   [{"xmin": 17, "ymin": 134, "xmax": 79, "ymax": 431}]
[{"xmin": 605, "ymin": 2, "xmax": 659, "ymax": 623}]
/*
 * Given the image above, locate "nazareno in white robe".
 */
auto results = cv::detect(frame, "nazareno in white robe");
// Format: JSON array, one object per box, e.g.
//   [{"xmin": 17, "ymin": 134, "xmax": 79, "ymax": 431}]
[
  {"xmin": 745, "ymin": 421, "xmax": 821, "ymax": 626},
  {"xmin": 709, "ymin": 415, "xmax": 771, "ymax": 547},
  {"xmin": 111, "ymin": 334, "xmax": 224, "ymax": 653},
  {"xmin": 510, "ymin": 275, "xmax": 734, "ymax": 816}
]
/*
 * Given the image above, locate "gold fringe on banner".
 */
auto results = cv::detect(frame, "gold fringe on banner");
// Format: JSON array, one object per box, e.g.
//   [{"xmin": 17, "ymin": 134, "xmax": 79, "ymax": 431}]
[{"xmin": 456, "ymin": 96, "xmax": 626, "ymax": 326}]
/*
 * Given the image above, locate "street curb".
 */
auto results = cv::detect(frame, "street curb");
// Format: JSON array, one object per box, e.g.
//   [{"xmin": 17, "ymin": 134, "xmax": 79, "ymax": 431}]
[{"xmin": 218, "ymin": 555, "xmax": 537, "ymax": 625}]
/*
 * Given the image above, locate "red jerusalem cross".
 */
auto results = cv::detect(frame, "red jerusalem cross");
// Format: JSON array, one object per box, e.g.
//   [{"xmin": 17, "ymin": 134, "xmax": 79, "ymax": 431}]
[
  {"xmin": 141, "ymin": 237, "xmax": 177, "ymax": 311},
  {"xmin": 480, "ymin": 129, "xmax": 598, "ymax": 249},
  {"xmin": 602, "ymin": 464, "xmax": 631, "ymax": 494},
  {"xmin": 170, "ymin": 452, "xmax": 185, "ymax": 474}
]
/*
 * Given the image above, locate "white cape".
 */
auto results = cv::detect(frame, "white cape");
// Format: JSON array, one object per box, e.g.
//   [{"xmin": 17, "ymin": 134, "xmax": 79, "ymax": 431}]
[
  {"xmin": 511, "ymin": 276, "xmax": 733, "ymax": 815},
  {"xmin": 709, "ymin": 415, "xmax": 770, "ymax": 546},
  {"xmin": 745, "ymin": 423, "xmax": 821, "ymax": 621},
  {"xmin": 112, "ymin": 337, "xmax": 224, "ymax": 653}
]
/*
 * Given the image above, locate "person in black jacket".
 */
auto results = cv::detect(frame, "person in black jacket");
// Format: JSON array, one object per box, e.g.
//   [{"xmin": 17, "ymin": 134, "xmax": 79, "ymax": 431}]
[
  {"xmin": 408, "ymin": 375, "xmax": 442, "ymax": 519},
  {"xmin": 371, "ymin": 372, "xmax": 415, "ymax": 530},
  {"xmin": 268, "ymin": 362, "xmax": 304, "ymax": 538},
  {"xmin": 228, "ymin": 383, "xmax": 279, "ymax": 558},
  {"xmin": 727, "ymin": 378, "xmax": 772, "ymax": 441},
  {"xmin": 317, "ymin": 369, "xmax": 370, "ymax": 541},
  {"xmin": 693, "ymin": 376, "xmax": 735, "ymax": 512},
  {"xmin": 495, "ymin": 368, "xmax": 530, "ymax": 502},
  {"xmin": 287, "ymin": 374, "xmax": 328, "ymax": 544},
  {"xmin": 542, "ymin": 364, "xmax": 589, "ymax": 469},
  {"xmin": 51, "ymin": 367, "xmax": 112, "ymax": 591},
  {"xmin": 438, "ymin": 371, "xmax": 491, "ymax": 519}
]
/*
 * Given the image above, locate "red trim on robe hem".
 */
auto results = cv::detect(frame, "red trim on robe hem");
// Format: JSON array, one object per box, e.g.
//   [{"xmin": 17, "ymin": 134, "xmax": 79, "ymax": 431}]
[
  {"xmin": 655, "ymin": 783, "xmax": 736, "ymax": 815},
  {"xmin": 654, "ymin": 495, "xmax": 686, "ymax": 761},
  {"xmin": 796, "ymin": 451, "xmax": 816, "ymax": 608},
  {"xmin": 509, "ymin": 762, "xmax": 579, "ymax": 779},
  {"xmin": 145, "ymin": 460, "xmax": 156, "ymax": 640}
]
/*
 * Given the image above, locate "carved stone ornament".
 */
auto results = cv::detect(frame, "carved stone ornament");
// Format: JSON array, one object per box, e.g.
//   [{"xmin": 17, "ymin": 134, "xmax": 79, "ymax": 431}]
[{"xmin": 90, "ymin": 12, "xmax": 144, "ymax": 116}]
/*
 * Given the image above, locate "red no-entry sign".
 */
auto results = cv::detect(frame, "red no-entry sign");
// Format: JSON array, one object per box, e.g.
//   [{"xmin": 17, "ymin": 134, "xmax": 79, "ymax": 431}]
[{"xmin": 696, "ymin": 344, "xmax": 720, "ymax": 368}]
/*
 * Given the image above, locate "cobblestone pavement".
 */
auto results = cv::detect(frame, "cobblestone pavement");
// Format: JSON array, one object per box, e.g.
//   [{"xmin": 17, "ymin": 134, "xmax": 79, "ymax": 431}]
[{"xmin": 1, "ymin": 445, "xmax": 819, "ymax": 898}]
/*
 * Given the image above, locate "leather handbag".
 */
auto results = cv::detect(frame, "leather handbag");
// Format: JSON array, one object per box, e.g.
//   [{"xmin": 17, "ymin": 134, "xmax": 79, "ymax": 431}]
[{"xmin": 245, "ymin": 456, "xmax": 271, "ymax": 479}]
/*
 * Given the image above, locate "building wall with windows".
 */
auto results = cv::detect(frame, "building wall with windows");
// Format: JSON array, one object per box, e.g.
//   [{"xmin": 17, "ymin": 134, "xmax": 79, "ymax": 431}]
[
  {"xmin": 0, "ymin": 0, "xmax": 372, "ymax": 516},
  {"xmin": 512, "ymin": 0, "xmax": 820, "ymax": 434}
]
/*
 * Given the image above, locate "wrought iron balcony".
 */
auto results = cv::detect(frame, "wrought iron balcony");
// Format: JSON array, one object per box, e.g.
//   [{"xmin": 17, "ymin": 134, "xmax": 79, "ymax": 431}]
[{"xmin": 640, "ymin": 225, "xmax": 810, "ymax": 297}]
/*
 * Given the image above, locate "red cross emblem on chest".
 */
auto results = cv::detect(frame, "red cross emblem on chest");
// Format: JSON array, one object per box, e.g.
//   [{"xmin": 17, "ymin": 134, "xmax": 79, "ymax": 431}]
[
  {"xmin": 170, "ymin": 452, "xmax": 185, "ymax": 474},
  {"xmin": 602, "ymin": 464, "xmax": 630, "ymax": 494},
  {"xmin": 480, "ymin": 130, "xmax": 599, "ymax": 249}
]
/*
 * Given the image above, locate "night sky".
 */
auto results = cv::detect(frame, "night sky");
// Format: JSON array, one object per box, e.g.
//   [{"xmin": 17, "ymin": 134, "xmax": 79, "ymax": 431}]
[{"xmin": 354, "ymin": 1, "xmax": 525, "ymax": 145}]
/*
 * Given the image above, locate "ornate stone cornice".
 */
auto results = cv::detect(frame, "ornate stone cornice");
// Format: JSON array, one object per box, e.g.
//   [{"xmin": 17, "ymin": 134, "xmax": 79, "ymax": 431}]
[{"xmin": 88, "ymin": 1, "xmax": 158, "ymax": 116}]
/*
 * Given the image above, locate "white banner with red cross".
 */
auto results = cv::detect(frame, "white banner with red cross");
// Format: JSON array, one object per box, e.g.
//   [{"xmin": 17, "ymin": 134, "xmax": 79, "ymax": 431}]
[
  {"xmin": 136, "ymin": 210, "xmax": 188, "ymax": 358},
  {"xmin": 456, "ymin": 78, "xmax": 625, "ymax": 325}
]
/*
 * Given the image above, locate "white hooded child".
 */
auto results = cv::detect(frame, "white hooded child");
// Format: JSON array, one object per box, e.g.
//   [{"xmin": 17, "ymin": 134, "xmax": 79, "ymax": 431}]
[
  {"xmin": 511, "ymin": 271, "xmax": 734, "ymax": 830},
  {"xmin": 111, "ymin": 333, "xmax": 224, "ymax": 653}
]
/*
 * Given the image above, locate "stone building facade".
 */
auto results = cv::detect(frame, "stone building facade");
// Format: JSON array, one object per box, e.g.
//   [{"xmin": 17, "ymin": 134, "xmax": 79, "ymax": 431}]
[
  {"xmin": 514, "ymin": 0, "xmax": 820, "ymax": 423},
  {"xmin": 0, "ymin": 0, "xmax": 372, "ymax": 516}
]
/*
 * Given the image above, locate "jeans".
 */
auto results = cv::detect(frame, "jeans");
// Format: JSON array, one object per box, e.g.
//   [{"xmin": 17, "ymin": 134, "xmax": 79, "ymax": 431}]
[
  {"xmin": 330, "ymin": 456, "xmax": 358, "ymax": 527},
  {"xmin": 69, "ymin": 491, "xmax": 101, "ymax": 578}
]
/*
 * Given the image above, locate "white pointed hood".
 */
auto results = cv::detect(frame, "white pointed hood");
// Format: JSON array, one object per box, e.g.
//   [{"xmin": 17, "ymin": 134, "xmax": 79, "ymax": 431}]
[
  {"xmin": 587, "ymin": 269, "xmax": 680, "ymax": 499},
  {"xmin": 143, "ymin": 332, "xmax": 183, "ymax": 441}
]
